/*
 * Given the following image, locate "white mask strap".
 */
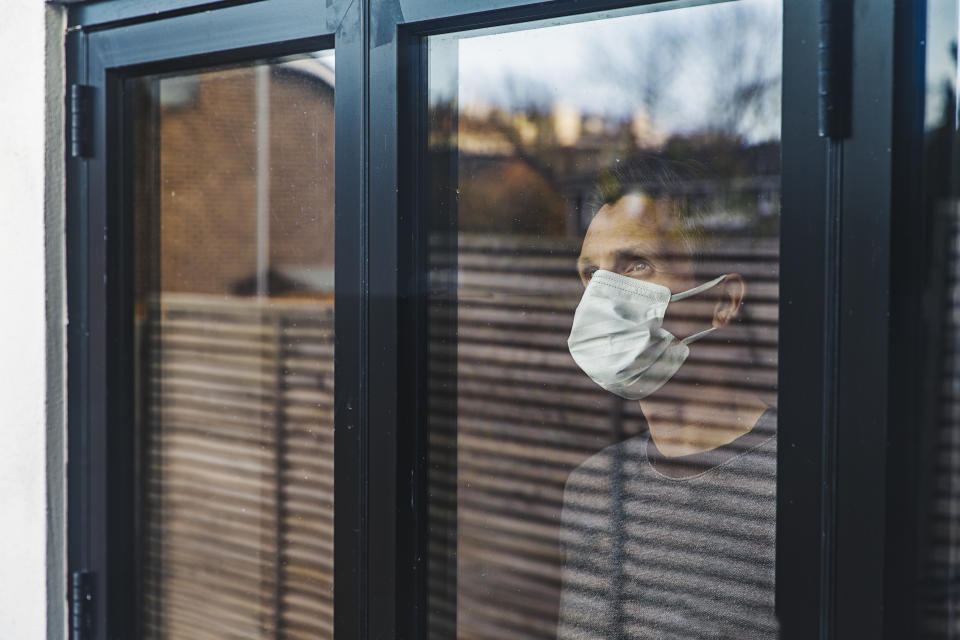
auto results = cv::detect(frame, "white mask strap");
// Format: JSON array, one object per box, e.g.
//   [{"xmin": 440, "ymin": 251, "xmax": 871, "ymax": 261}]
[
  {"xmin": 681, "ymin": 326, "xmax": 717, "ymax": 346},
  {"xmin": 669, "ymin": 274, "xmax": 728, "ymax": 302}
]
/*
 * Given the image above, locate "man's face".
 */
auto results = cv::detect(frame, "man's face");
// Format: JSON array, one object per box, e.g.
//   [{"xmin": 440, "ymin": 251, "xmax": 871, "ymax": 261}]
[{"xmin": 577, "ymin": 193, "xmax": 695, "ymax": 293}]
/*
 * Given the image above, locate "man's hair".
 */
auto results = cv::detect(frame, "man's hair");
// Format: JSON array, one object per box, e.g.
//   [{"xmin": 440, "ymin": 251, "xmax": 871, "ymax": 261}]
[{"xmin": 587, "ymin": 154, "xmax": 708, "ymax": 275}]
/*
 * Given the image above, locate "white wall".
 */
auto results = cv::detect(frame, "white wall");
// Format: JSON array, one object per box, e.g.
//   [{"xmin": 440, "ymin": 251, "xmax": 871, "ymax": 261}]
[{"xmin": 0, "ymin": 0, "xmax": 66, "ymax": 637}]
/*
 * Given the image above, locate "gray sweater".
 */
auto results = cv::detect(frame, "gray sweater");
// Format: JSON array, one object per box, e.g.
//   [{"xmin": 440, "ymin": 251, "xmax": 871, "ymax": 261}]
[{"xmin": 557, "ymin": 411, "xmax": 778, "ymax": 639}]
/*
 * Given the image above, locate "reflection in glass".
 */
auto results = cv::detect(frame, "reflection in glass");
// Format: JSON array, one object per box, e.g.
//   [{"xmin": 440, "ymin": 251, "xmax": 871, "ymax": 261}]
[
  {"xmin": 919, "ymin": 1, "xmax": 960, "ymax": 635},
  {"xmin": 426, "ymin": 1, "xmax": 781, "ymax": 637},
  {"xmin": 131, "ymin": 54, "xmax": 334, "ymax": 638}
]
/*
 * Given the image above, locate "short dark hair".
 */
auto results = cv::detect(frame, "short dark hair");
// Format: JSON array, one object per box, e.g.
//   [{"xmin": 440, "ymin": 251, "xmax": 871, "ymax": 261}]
[{"xmin": 588, "ymin": 154, "xmax": 708, "ymax": 273}]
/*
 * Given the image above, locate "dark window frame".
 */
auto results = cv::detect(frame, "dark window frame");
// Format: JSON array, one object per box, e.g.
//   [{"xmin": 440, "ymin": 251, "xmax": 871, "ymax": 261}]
[
  {"xmin": 64, "ymin": 0, "xmax": 920, "ymax": 638},
  {"xmin": 65, "ymin": 3, "xmax": 348, "ymax": 637}
]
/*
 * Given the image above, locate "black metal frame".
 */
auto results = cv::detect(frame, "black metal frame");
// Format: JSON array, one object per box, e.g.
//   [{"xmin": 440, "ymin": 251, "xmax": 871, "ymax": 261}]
[
  {"xmin": 883, "ymin": 1, "xmax": 942, "ymax": 637},
  {"xmin": 66, "ymin": 3, "xmax": 345, "ymax": 637},
  {"xmin": 64, "ymin": 0, "xmax": 924, "ymax": 637}
]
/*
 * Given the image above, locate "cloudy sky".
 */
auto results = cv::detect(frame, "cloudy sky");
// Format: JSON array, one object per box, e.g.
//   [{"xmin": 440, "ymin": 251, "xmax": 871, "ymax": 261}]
[{"xmin": 452, "ymin": 0, "xmax": 782, "ymax": 142}]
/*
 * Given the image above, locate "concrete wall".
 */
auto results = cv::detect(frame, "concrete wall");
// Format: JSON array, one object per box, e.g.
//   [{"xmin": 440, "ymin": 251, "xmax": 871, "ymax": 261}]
[{"xmin": 0, "ymin": 0, "xmax": 66, "ymax": 637}]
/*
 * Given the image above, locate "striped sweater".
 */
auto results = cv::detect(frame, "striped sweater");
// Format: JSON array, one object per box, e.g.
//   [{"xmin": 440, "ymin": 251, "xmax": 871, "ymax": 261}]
[{"xmin": 558, "ymin": 410, "xmax": 778, "ymax": 639}]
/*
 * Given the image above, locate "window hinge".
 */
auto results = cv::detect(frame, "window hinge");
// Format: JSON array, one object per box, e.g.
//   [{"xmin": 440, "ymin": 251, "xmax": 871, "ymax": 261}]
[
  {"xmin": 70, "ymin": 84, "xmax": 92, "ymax": 158},
  {"xmin": 818, "ymin": 0, "xmax": 853, "ymax": 139},
  {"xmin": 70, "ymin": 570, "xmax": 95, "ymax": 640}
]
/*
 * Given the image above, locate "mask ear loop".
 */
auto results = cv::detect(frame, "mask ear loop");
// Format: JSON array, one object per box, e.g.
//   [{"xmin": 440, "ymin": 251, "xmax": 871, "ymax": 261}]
[
  {"xmin": 681, "ymin": 326, "xmax": 716, "ymax": 346},
  {"xmin": 669, "ymin": 274, "xmax": 728, "ymax": 302},
  {"xmin": 669, "ymin": 274, "xmax": 728, "ymax": 345}
]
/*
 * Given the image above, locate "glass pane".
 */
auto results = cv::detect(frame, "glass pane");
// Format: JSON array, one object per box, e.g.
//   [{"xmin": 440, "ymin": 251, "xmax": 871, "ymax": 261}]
[
  {"xmin": 425, "ymin": 1, "xmax": 781, "ymax": 637},
  {"xmin": 130, "ymin": 53, "xmax": 335, "ymax": 638},
  {"xmin": 919, "ymin": 0, "xmax": 960, "ymax": 635}
]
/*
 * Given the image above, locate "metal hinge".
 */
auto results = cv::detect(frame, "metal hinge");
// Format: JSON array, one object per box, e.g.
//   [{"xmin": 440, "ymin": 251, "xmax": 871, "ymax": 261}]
[
  {"xmin": 70, "ymin": 570, "xmax": 95, "ymax": 640},
  {"xmin": 818, "ymin": 0, "xmax": 853, "ymax": 139},
  {"xmin": 70, "ymin": 84, "xmax": 92, "ymax": 158}
]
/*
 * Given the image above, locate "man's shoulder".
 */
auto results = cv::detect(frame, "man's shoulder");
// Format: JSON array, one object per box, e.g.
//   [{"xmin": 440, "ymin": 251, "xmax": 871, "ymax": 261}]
[{"xmin": 563, "ymin": 436, "xmax": 649, "ymax": 496}]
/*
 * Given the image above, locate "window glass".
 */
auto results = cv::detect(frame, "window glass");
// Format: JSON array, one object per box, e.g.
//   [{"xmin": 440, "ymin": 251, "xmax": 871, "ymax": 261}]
[
  {"xmin": 130, "ymin": 53, "xmax": 335, "ymax": 638},
  {"xmin": 919, "ymin": 1, "xmax": 960, "ymax": 635},
  {"xmin": 425, "ymin": 2, "xmax": 782, "ymax": 637}
]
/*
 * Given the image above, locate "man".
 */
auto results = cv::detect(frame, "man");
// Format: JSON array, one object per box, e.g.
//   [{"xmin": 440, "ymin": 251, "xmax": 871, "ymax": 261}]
[{"xmin": 557, "ymin": 164, "xmax": 778, "ymax": 639}]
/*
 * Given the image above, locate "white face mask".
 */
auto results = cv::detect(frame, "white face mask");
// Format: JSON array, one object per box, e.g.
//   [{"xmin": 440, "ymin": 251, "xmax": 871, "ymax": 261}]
[{"xmin": 567, "ymin": 269, "xmax": 727, "ymax": 400}]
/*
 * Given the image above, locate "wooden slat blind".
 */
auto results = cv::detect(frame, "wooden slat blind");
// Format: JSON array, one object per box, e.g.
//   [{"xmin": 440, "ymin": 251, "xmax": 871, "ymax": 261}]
[
  {"xmin": 135, "ymin": 231, "xmax": 777, "ymax": 639},
  {"xmin": 139, "ymin": 296, "xmax": 334, "ymax": 640},
  {"xmin": 432, "ymin": 233, "xmax": 780, "ymax": 640},
  {"xmin": 920, "ymin": 210, "xmax": 960, "ymax": 638}
]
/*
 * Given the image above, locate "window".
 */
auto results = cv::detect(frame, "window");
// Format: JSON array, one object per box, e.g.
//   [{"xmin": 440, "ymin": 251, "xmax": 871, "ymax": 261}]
[
  {"xmin": 65, "ymin": 0, "xmax": 919, "ymax": 637},
  {"xmin": 130, "ymin": 55, "xmax": 335, "ymax": 638},
  {"xmin": 65, "ymin": 5, "xmax": 341, "ymax": 637},
  {"xmin": 423, "ymin": 4, "xmax": 783, "ymax": 637}
]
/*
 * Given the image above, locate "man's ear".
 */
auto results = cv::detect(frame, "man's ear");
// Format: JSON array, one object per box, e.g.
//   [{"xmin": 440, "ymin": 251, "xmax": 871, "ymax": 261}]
[{"xmin": 712, "ymin": 274, "xmax": 745, "ymax": 328}]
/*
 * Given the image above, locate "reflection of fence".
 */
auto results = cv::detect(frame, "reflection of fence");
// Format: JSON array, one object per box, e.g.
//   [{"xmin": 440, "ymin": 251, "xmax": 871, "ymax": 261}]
[
  {"xmin": 135, "ymin": 232, "xmax": 778, "ymax": 640},
  {"xmin": 139, "ymin": 296, "xmax": 333, "ymax": 640},
  {"xmin": 921, "ymin": 208, "xmax": 960, "ymax": 638},
  {"xmin": 430, "ymin": 233, "xmax": 779, "ymax": 640}
]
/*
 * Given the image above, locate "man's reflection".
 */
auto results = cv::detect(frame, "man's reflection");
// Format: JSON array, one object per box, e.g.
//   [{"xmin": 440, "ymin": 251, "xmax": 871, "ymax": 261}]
[{"xmin": 559, "ymin": 164, "xmax": 777, "ymax": 639}]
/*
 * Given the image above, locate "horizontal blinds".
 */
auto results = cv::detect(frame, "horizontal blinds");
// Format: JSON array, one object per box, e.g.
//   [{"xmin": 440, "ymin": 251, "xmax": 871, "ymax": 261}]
[
  {"xmin": 434, "ymin": 233, "xmax": 779, "ymax": 639},
  {"xmin": 139, "ymin": 296, "xmax": 334, "ymax": 640}
]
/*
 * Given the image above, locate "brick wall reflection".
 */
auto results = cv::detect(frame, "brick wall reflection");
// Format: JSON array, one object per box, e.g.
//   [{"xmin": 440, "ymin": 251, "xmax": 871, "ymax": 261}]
[{"xmin": 134, "ymin": 58, "xmax": 336, "ymax": 639}]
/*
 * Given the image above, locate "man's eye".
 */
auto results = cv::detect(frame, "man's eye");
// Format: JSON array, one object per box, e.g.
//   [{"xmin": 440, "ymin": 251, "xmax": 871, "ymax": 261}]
[{"xmin": 626, "ymin": 261, "xmax": 651, "ymax": 274}]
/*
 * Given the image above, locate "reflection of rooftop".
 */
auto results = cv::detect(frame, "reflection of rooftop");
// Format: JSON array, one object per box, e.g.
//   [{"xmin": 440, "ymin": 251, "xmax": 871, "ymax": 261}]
[
  {"xmin": 148, "ymin": 58, "xmax": 336, "ymax": 296},
  {"xmin": 231, "ymin": 265, "xmax": 335, "ymax": 296},
  {"xmin": 455, "ymin": 106, "xmax": 657, "ymax": 156},
  {"xmin": 160, "ymin": 57, "xmax": 334, "ymax": 108},
  {"xmin": 278, "ymin": 56, "xmax": 335, "ymax": 88}
]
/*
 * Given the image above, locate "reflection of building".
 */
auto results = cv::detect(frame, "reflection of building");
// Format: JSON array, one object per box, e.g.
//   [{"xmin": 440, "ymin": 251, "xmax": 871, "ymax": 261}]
[
  {"xmin": 138, "ymin": 58, "xmax": 335, "ymax": 297},
  {"xmin": 631, "ymin": 107, "xmax": 666, "ymax": 149},
  {"xmin": 454, "ymin": 105, "xmax": 780, "ymax": 239},
  {"xmin": 131, "ymin": 58, "xmax": 338, "ymax": 640}
]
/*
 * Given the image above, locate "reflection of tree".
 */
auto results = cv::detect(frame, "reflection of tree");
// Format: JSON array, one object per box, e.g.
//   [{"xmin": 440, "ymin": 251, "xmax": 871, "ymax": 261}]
[
  {"xmin": 450, "ymin": 82, "xmax": 634, "ymax": 236},
  {"xmin": 481, "ymin": 100, "xmax": 559, "ymax": 186},
  {"xmin": 440, "ymin": 4, "xmax": 783, "ymax": 239},
  {"xmin": 429, "ymin": 99, "xmax": 572, "ymax": 235},
  {"xmin": 700, "ymin": 6, "xmax": 782, "ymax": 137},
  {"xmin": 595, "ymin": 25, "xmax": 683, "ymax": 138},
  {"xmin": 458, "ymin": 157, "xmax": 568, "ymax": 234},
  {"xmin": 590, "ymin": 4, "xmax": 782, "ymax": 140}
]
